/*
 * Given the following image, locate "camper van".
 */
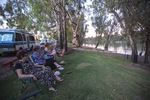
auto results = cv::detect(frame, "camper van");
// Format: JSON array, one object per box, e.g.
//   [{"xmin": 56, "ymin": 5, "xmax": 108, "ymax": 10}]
[{"xmin": 0, "ymin": 29, "xmax": 35, "ymax": 55}]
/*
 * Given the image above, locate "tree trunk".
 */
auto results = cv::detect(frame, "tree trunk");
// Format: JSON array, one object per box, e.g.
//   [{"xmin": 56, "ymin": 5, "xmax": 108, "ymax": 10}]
[
  {"xmin": 104, "ymin": 42, "xmax": 108, "ymax": 51},
  {"xmin": 76, "ymin": 34, "xmax": 80, "ymax": 47},
  {"xmin": 95, "ymin": 42, "xmax": 100, "ymax": 48},
  {"xmin": 58, "ymin": 14, "xmax": 63, "ymax": 49},
  {"xmin": 63, "ymin": 0, "xmax": 67, "ymax": 52},
  {"xmin": 128, "ymin": 35, "xmax": 138, "ymax": 63},
  {"xmin": 139, "ymin": 43, "xmax": 144, "ymax": 56},
  {"xmin": 67, "ymin": 11, "xmax": 82, "ymax": 46},
  {"xmin": 95, "ymin": 34, "xmax": 102, "ymax": 48},
  {"xmin": 144, "ymin": 33, "xmax": 150, "ymax": 63},
  {"xmin": 73, "ymin": 15, "xmax": 82, "ymax": 46},
  {"xmin": 104, "ymin": 34, "xmax": 111, "ymax": 51}
]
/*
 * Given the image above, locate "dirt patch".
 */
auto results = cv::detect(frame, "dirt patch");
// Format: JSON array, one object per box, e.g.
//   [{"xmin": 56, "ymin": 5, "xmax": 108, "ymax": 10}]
[
  {"xmin": 135, "ymin": 82, "xmax": 150, "ymax": 100},
  {"xmin": 76, "ymin": 63, "xmax": 91, "ymax": 69},
  {"xmin": 100, "ymin": 52, "xmax": 123, "ymax": 59},
  {"xmin": 118, "ymin": 63, "xmax": 150, "ymax": 74}
]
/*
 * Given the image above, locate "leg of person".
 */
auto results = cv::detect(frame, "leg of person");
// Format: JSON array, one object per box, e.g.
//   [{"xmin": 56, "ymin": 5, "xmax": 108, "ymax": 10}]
[
  {"xmin": 60, "ymin": 49, "xmax": 65, "ymax": 64},
  {"xmin": 46, "ymin": 58, "xmax": 64, "ymax": 70},
  {"xmin": 54, "ymin": 62, "xmax": 64, "ymax": 70},
  {"xmin": 52, "ymin": 50, "xmax": 57, "ymax": 60},
  {"xmin": 55, "ymin": 75, "xmax": 63, "ymax": 82},
  {"xmin": 34, "ymin": 69, "xmax": 57, "ymax": 92},
  {"xmin": 45, "ymin": 58, "xmax": 57, "ymax": 70},
  {"xmin": 49, "ymin": 86, "xmax": 57, "ymax": 92}
]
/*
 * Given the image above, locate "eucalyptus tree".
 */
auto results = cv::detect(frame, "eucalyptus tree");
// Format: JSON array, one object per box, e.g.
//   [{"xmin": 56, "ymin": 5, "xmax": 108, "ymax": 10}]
[
  {"xmin": 110, "ymin": 0, "xmax": 150, "ymax": 63},
  {"xmin": 104, "ymin": 19, "xmax": 118, "ymax": 51},
  {"xmin": 91, "ymin": 0, "xmax": 107, "ymax": 48},
  {"xmin": 65, "ymin": 0, "xmax": 87, "ymax": 47},
  {"xmin": 91, "ymin": 11, "xmax": 107, "ymax": 48},
  {"xmin": 77, "ymin": 14, "xmax": 88, "ymax": 46},
  {"xmin": 91, "ymin": 1, "xmax": 118, "ymax": 50},
  {"xmin": 51, "ymin": 0, "xmax": 87, "ymax": 47},
  {"xmin": 133, "ymin": 0, "xmax": 150, "ymax": 63},
  {"xmin": 27, "ymin": 0, "xmax": 56, "ymax": 34},
  {"xmin": 92, "ymin": 0, "xmax": 150, "ymax": 63},
  {"xmin": 47, "ymin": 0, "xmax": 67, "ymax": 50},
  {"xmin": 0, "ymin": 0, "xmax": 29, "ymax": 29}
]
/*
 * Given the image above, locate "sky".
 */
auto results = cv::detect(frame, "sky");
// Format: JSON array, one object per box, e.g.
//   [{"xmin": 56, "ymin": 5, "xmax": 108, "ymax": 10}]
[
  {"xmin": 0, "ymin": 0, "xmax": 6, "ymax": 5},
  {"xmin": 84, "ymin": 0, "xmax": 96, "ymax": 38},
  {"xmin": 0, "ymin": 0, "xmax": 96, "ymax": 38}
]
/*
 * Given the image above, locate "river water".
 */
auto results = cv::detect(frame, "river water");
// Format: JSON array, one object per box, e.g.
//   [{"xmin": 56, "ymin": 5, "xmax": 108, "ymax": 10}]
[{"xmin": 83, "ymin": 42, "xmax": 144, "ymax": 56}]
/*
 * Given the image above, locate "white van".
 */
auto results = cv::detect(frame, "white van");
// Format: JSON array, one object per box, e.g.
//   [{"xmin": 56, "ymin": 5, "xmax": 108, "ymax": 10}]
[{"xmin": 0, "ymin": 29, "xmax": 36, "ymax": 54}]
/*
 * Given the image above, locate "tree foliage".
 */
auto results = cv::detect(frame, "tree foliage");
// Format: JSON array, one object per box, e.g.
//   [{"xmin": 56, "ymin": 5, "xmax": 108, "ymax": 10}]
[{"xmin": 91, "ymin": 0, "xmax": 150, "ymax": 63}]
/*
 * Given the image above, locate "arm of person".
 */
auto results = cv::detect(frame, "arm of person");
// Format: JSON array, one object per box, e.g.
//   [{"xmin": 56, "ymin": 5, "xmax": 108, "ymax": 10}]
[
  {"xmin": 34, "ymin": 64, "xmax": 47, "ymax": 69},
  {"xmin": 51, "ymin": 49, "xmax": 56, "ymax": 55},
  {"xmin": 45, "ymin": 47, "xmax": 57, "ymax": 56},
  {"xmin": 16, "ymin": 69, "xmax": 37, "ymax": 80},
  {"xmin": 45, "ymin": 47, "xmax": 52, "ymax": 54}
]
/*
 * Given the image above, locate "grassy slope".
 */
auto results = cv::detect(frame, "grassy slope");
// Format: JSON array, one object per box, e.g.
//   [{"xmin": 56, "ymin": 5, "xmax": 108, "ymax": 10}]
[{"xmin": 0, "ymin": 50, "xmax": 150, "ymax": 100}]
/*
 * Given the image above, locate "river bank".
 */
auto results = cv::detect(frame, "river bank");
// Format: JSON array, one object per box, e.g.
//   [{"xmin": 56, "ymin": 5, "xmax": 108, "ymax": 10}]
[
  {"xmin": 73, "ymin": 46, "xmax": 150, "ymax": 71},
  {"xmin": 0, "ymin": 46, "xmax": 149, "ymax": 80}
]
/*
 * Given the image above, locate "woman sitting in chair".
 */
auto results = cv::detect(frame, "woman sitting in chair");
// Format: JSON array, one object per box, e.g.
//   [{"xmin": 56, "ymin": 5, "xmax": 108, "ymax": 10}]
[
  {"xmin": 15, "ymin": 50, "xmax": 57, "ymax": 92},
  {"xmin": 53, "ymin": 42, "xmax": 66, "ymax": 64},
  {"xmin": 44, "ymin": 42, "xmax": 57, "ymax": 60},
  {"xmin": 33, "ymin": 45, "xmax": 64, "ymax": 71}
]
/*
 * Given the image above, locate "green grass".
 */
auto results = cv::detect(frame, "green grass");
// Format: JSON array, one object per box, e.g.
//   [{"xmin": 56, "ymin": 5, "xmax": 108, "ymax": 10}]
[{"xmin": 0, "ymin": 50, "xmax": 150, "ymax": 100}]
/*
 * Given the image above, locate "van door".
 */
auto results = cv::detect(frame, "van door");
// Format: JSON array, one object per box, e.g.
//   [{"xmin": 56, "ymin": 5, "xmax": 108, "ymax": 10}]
[
  {"xmin": 27, "ymin": 35, "xmax": 30, "ymax": 48},
  {"xmin": 15, "ymin": 32, "xmax": 24, "ymax": 50}
]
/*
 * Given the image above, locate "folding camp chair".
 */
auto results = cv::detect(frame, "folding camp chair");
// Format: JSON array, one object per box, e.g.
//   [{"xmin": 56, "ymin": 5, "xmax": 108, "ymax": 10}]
[
  {"xmin": 29, "ymin": 54, "xmax": 36, "ymax": 64},
  {"xmin": 13, "ymin": 63, "xmax": 40, "ymax": 93},
  {"xmin": 29, "ymin": 54, "xmax": 51, "ymax": 85},
  {"xmin": 18, "ymin": 90, "xmax": 42, "ymax": 100}
]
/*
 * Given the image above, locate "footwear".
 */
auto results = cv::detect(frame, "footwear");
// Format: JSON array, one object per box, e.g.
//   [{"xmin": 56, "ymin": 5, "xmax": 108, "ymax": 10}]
[
  {"xmin": 54, "ymin": 71, "xmax": 61, "ymax": 76},
  {"xmin": 58, "ymin": 67, "xmax": 64, "ymax": 70},
  {"xmin": 49, "ymin": 87, "xmax": 57, "ymax": 92},
  {"xmin": 56, "ymin": 78, "xmax": 63, "ymax": 82},
  {"xmin": 53, "ymin": 81, "xmax": 56, "ymax": 84},
  {"xmin": 60, "ymin": 61, "xmax": 65, "ymax": 64}
]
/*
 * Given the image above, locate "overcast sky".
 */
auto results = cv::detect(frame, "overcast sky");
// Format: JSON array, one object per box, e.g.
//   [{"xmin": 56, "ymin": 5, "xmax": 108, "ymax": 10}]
[
  {"xmin": 84, "ymin": 0, "xmax": 96, "ymax": 38},
  {"xmin": 0, "ymin": 0, "xmax": 6, "ymax": 5}
]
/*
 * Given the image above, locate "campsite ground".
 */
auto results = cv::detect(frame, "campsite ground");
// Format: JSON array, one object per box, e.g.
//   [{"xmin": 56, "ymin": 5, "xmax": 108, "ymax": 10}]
[{"xmin": 0, "ymin": 47, "xmax": 150, "ymax": 100}]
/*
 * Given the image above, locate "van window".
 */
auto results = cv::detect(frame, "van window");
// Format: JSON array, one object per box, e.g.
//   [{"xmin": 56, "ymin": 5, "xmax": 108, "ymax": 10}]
[
  {"xmin": 29, "ymin": 36, "xmax": 35, "ymax": 41},
  {"xmin": 15, "ymin": 33, "xmax": 23, "ymax": 41},
  {"xmin": 22, "ymin": 34, "xmax": 26, "ymax": 41},
  {"xmin": 0, "ymin": 33, "xmax": 13, "ymax": 42}
]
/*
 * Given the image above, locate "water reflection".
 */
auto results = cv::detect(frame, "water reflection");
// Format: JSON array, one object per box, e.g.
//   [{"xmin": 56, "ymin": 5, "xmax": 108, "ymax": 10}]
[{"xmin": 83, "ymin": 43, "xmax": 144, "ymax": 56}]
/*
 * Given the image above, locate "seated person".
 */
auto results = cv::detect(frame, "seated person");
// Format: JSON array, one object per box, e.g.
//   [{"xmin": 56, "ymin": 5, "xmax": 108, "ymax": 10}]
[
  {"xmin": 44, "ymin": 42, "xmax": 57, "ymax": 60},
  {"xmin": 14, "ymin": 50, "xmax": 57, "ymax": 92},
  {"xmin": 53, "ymin": 43, "xmax": 65, "ymax": 64},
  {"xmin": 32, "ymin": 45, "xmax": 64, "ymax": 71}
]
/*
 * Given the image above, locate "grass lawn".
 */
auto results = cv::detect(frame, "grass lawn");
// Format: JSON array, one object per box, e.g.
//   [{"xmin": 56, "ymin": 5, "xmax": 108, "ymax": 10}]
[{"xmin": 0, "ymin": 50, "xmax": 150, "ymax": 100}]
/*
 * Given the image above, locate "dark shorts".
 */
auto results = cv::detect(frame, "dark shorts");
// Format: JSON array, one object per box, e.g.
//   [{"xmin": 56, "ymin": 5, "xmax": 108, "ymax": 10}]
[{"xmin": 45, "ymin": 58, "xmax": 57, "ymax": 70}]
